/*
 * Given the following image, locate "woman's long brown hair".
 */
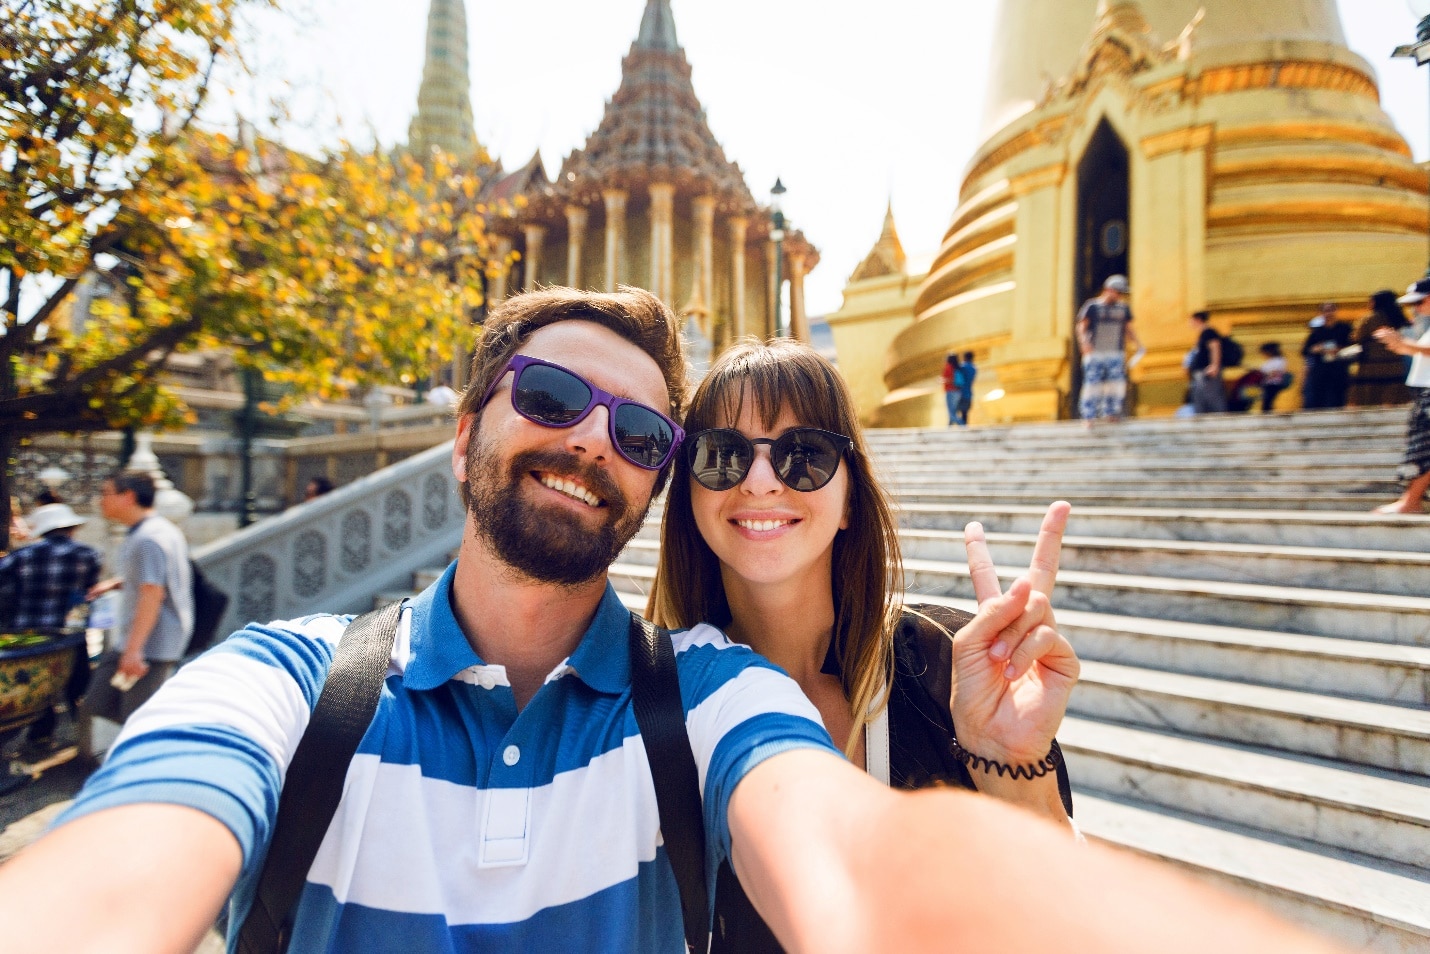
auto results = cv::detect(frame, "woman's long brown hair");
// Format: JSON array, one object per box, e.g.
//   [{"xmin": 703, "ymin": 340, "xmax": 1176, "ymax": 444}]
[{"xmin": 646, "ymin": 338, "xmax": 904, "ymax": 755}]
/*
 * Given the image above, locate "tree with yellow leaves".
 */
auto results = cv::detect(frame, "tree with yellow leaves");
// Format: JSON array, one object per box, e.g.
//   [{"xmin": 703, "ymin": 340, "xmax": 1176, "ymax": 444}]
[{"xmin": 1, "ymin": 0, "xmax": 498, "ymax": 548}]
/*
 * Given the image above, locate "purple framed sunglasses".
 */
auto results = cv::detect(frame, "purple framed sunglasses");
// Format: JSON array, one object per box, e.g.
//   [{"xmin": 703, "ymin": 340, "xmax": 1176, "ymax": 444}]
[{"xmin": 480, "ymin": 354, "xmax": 685, "ymax": 470}]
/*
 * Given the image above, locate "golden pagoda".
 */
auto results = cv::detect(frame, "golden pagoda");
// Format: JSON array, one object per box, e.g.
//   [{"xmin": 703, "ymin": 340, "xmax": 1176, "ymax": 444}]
[
  {"xmin": 410, "ymin": 0, "xmax": 819, "ymax": 370},
  {"xmin": 853, "ymin": 0, "xmax": 1428, "ymax": 425}
]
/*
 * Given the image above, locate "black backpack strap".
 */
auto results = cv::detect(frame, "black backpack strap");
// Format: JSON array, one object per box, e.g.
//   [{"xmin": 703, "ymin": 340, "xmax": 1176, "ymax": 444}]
[
  {"xmin": 236, "ymin": 600, "xmax": 404, "ymax": 954},
  {"xmin": 628, "ymin": 612, "xmax": 710, "ymax": 954}
]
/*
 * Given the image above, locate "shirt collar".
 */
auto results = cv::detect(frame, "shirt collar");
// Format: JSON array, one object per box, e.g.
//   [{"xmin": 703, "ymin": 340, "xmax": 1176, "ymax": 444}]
[{"xmin": 401, "ymin": 562, "xmax": 633, "ymax": 695}]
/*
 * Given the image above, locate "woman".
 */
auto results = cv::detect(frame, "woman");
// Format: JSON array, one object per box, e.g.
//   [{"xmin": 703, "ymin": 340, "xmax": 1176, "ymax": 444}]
[
  {"xmin": 648, "ymin": 339, "xmax": 1080, "ymax": 951},
  {"xmin": 1373, "ymin": 318, "xmax": 1430, "ymax": 514},
  {"xmin": 941, "ymin": 352, "xmax": 962, "ymax": 425},
  {"xmin": 1351, "ymin": 291, "xmax": 1414, "ymax": 407}
]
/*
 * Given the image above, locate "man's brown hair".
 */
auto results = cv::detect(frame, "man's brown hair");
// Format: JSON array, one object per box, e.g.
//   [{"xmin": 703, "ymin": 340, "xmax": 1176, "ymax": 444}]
[{"xmin": 455, "ymin": 286, "xmax": 689, "ymax": 501}]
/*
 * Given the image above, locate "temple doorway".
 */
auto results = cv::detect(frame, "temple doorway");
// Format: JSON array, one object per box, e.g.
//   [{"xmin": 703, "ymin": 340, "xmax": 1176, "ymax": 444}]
[{"xmin": 1069, "ymin": 119, "xmax": 1131, "ymax": 418}]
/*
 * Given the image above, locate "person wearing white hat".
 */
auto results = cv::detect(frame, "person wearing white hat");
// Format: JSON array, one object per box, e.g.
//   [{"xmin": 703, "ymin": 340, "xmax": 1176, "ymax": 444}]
[
  {"xmin": 0, "ymin": 501, "xmax": 103, "ymax": 754},
  {"xmin": 1075, "ymin": 274, "xmax": 1142, "ymax": 425},
  {"xmin": 1370, "ymin": 279, "xmax": 1430, "ymax": 513}
]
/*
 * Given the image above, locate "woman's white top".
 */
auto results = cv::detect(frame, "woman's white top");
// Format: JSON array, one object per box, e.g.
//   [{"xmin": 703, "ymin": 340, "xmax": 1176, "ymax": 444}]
[{"xmin": 1407, "ymin": 328, "xmax": 1430, "ymax": 388}]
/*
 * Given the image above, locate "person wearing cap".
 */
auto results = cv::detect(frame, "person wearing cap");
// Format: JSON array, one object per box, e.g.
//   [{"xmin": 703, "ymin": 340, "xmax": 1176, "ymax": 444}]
[
  {"xmin": 1075, "ymin": 274, "xmax": 1142, "ymax": 424},
  {"xmin": 1370, "ymin": 279, "xmax": 1430, "ymax": 513},
  {"xmin": 0, "ymin": 501, "xmax": 103, "ymax": 754},
  {"xmin": 1300, "ymin": 302, "xmax": 1353, "ymax": 410}
]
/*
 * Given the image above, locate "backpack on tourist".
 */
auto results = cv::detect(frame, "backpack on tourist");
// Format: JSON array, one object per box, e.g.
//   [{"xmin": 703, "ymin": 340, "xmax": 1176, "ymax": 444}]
[{"xmin": 1220, "ymin": 335, "xmax": 1246, "ymax": 367}]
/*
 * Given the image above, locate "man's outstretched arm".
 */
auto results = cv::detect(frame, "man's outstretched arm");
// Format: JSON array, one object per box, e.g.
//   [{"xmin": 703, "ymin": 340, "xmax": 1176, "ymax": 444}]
[
  {"xmin": 729, "ymin": 749, "xmax": 1347, "ymax": 954},
  {"xmin": 0, "ymin": 803, "xmax": 241, "ymax": 954}
]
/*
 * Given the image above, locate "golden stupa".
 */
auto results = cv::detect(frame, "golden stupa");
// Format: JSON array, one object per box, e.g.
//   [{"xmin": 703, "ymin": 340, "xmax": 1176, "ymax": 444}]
[{"xmin": 831, "ymin": 0, "xmax": 1428, "ymax": 425}]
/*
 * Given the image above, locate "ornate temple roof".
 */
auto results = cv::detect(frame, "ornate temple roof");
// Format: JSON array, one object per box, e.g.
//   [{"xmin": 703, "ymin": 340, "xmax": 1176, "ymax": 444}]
[
  {"xmin": 850, "ymin": 203, "xmax": 908, "ymax": 281},
  {"xmin": 409, "ymin": 0, "xmax": 484, "ymax": 162},
  {"xmin": 556, "ymin": 0, "xmax": 755, "ymax": 210}
]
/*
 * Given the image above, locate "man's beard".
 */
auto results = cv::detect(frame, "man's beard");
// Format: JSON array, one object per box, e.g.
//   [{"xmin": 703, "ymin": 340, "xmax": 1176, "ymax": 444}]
[{"xmin": 465, "ymin": 436, "xmax": 651, "ymax": 587}]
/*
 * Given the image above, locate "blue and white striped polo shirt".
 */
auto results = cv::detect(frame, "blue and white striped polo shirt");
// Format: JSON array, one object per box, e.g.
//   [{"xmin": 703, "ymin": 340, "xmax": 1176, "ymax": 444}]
[{"xmin": 60, "ymin": 562, "xmax": 836, "ymax": 952}]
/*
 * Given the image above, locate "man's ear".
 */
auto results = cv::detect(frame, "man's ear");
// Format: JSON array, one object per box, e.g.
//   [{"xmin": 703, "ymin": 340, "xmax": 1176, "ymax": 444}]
[{"xmin": 452, "ymin": 413, "xmax": 477, "ymax": 483}]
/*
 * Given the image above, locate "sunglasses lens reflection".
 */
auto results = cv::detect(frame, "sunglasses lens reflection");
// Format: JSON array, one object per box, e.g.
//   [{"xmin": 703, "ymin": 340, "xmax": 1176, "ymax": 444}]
[
  {"xmin": 513, "ymin": 364, "xmax": 591, "ymax": 425},
  {"xmin": 690, "ymin": 430, "xmax": 753, "ymax": 491},
  {"xmin": 614, "ymin": 404, "xmax": 676, "ymax": 468}
]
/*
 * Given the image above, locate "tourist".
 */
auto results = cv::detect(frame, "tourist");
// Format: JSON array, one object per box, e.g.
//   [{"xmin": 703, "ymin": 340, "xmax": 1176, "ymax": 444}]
[
  {"xmin": 0, "ymin": 502, "xmax": 101, "ymax": 755},
  {"xmin": 1188, "ymin": 311, "xmax": 1227, "ymax": 414},
  {"xmin": 1350, "ymin": 290, "xmax": 1414, "ymax": 407},
  {"xmin": 647, "ymin": 338, "xmax": 1078, "ymax": 950},
  {"xmin": 0, "ymin": 288, "xmax": 1346, "ymax": 954},
  {"xmin": 1301, "ymin": 302, "xmax": 1353, "ymax": 410},
  {"xmin": 425, "ymin": 372, "xmax": 459, "ymax": 407},
  {"xmin": 1257, "ymin": 342, "xmax": 1292, "ymax": 413},
  {"xmin": 78, "ymin": 472, "xmax": 194, "ymax": 756},
  {"xmin": 958, "ymin": 350, "xmax": 978, "ymax": 424},
  {"xmin": 1370, "ymin": 279, "xmax": 1430, "ymax": 514},
  {"xmin": 303, "ymin": 475, "xmax": 334, "ymax": 501},
  {"xmin": 1076, "ymin": 274, "xmax": 1141, "ymax": 424},
  {"xmin": 941, "ymin": 352, "xmax": 962, "ymax": 425}
]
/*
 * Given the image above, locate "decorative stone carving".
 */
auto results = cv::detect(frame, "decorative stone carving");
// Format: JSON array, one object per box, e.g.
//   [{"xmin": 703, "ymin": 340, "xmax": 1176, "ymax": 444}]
[
  {"xmin": 423, "ymin": 474, "xmax": 448, "ymax": 530},
  {"xmin": 383, "ymin": 490, "xmax": 413, "ymax": 551},
  {"xmin": 293, "ymin": 530, "xmax": 327, "ymax": 599},
  {"xmin": 238, "ymin": 554, "xmax": 277, "ymax": 624},
  {"xmin": 341, "ymin": 510, "xmax": 372, "ymax": 573}
]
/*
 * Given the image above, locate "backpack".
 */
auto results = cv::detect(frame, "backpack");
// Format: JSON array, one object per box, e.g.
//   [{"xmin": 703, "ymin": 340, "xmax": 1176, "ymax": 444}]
[
  {"xmin": 187, "ymin": 559, "xmax": 231, "ymax": 656},
  {"xmin": 1220, "ymin": 335, "xmax": 1245, "ymax": 368},
  {"xmin": 236, "ymin": 605, "xmax": 708, "ymax": 954}
]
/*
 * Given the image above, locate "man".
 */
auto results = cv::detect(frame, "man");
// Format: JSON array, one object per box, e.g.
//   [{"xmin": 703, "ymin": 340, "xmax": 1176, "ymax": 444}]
[
  {"xmin": 1076, "ymin": 274, "xmax": 1142, "ymax": 424},
  {"xmin": 1188, "ymin": 311, "xmax": 1228, "ymax": 414},
  {"xmin": 0, "ymin": 502, "xmax": 101, "ymax": 753},
  {"xmin": 79, "ymin": 471, "xmax": 193, "ymax": 754},
  {"xmin": 1301, "ymin": 302, "xmax": 1352, "ymax": 409},
  {"xmin": 958, "ymin": 350, "xmax": 977, "ymax": 424},
  {"xmin": 1371, "ymin": 278, "xmax": 1430, "ymax": 514},
  {"xmin": 1, "ymin": 288, "xmax": 1344, "ymax": 954}
]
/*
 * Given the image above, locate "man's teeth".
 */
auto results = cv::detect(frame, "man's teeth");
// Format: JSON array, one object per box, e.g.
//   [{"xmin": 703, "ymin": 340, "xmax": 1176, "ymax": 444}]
[
  {"xmin": 737, "ymin": 519, "xmax": 791, "ymax": 532},
  {"xmin": 540, "ymin": 475, "xmax": 601, "ymax": 507}
]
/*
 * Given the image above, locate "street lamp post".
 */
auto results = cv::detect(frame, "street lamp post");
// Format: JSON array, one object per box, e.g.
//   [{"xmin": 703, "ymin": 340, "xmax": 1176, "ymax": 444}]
[
  {"xmin": 236, "ymin": 366, "xmax": 260, "ymax": 528},
  {"xmin": 770, "ymin": 178, "xmax": 787, "ymax": 337},
  {"xmin": 1394, "ymin": 0, "xmax": 1430, "ymax": 278}
]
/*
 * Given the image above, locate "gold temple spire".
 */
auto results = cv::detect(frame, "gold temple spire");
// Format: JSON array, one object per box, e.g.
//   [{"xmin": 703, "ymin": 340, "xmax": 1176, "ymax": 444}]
[
  {"xmin": 850, "ymin": 201, "xmax": 907, "ymax": 282},
  {"xmin": 408, "ymin": 0, "xmax": 480, "ymax": 160},
  {"xmin": 635, "ymin": 0, "xmax": 680, "ymax": 52}
]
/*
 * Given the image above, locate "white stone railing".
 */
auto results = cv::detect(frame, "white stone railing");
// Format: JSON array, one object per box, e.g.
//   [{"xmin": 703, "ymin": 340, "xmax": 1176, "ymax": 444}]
[{"xmin": 191, "ymin": 440, "xmax": 463, "ymax": 638}]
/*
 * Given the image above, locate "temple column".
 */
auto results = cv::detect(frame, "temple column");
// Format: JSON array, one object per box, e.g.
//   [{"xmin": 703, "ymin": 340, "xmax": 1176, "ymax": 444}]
[
  {"xmin": 565, "ymin": 205, "xmax": 587, "ymax": 288},
  {"xmin": 729, "ymin": 216, "xmax": 748, "ymax": 340},
  {"xmin": 765, "ymin": 239, "xmax": 780, "ymax": 339},
  {"xmin": 690, "ymin": 196, "xmax": 715, "ymax": 335},
  {"xmin": 602, "ymin": 189, "xmax": 627, "ymax": 292},
  {"xmin": 491, "ymin": 236, "xmax": 513, "ymax": 304},
  {"xmin": 649, "ymin": 182, "xmax": 675, "ymax": 303},
  {"xmin": 522, "ymin": 224, "xmax": 546, "ymax": 293},
  {"xmin": 788, "ymin": 251, "xmax": 810, "ymax": 343}
]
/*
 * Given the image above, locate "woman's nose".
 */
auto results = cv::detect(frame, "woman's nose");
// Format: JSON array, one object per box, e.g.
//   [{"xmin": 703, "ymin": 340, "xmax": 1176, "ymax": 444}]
[{"xmin": 740, "ymin": 447, "xmax": 783, "ymax": 494}]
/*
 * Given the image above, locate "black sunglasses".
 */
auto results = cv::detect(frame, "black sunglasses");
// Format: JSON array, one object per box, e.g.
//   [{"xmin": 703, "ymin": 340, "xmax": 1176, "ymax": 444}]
[
  {"xmin": 687, "ymin": 427, "xmax": 853, "ymax": 492},
  {"xmin": 480, "ymin": 355, "xmax": 685, "ymax": 470}
]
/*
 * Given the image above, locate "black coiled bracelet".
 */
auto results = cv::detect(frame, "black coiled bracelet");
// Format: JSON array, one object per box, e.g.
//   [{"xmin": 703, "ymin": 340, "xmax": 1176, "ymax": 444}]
[{"xmin": 949, "ymin": 738, "xmax": 1062, "ymax": 780}]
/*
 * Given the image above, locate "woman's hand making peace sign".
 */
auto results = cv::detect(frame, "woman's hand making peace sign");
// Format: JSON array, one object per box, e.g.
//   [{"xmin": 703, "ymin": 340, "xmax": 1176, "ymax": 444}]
[{"xmin": 949, "ymin": 501, "xmax": 1080, "ymax": 768}]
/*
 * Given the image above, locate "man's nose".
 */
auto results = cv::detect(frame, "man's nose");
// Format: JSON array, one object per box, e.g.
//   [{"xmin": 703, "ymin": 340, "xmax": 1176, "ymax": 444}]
[{"xmin": 564, "ymin": 404, "xmax": 613, "ymax": 462}]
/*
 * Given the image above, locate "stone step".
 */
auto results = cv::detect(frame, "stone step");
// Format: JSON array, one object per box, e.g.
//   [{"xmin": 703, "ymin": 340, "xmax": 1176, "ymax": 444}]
[
  {"xmin": 896, "ymin": 529, "xmax": 1430, "ymax": 597},
  {"xmin": 887, "ymin": 592, "xmax": 1430, "ymax": 707},
  {"xmin": 876, "ymin": 454, "xmax": 1401, "ymax": 476},
  {"xmin": 892, "ymin": 490, "xmax": 1395, "ymax": 511},
  {"xmin": 897, "ymin": 557, "xmax": 1430, "ymax": 646},
  {"xmin": 892, "ymin": 504, "xmax": 1430, "ymax": 552},
  {"xmin": 1074, "ymin": 794, "xmax": 1430, "ymax": 953},
  {"xmin": 865, "ymin": 406, "xmax": 1408, "ymax": 443},
  {"xmin": 884, "ymin": 478, "xmax": 1400, "ymax": 497},
  {"xmin": 1071, "ymin": 660, "xmax": 1430, "ymax": 775},
  {"xmin": 863, "ymin": 434, "xmax": 1401, "ymax": 460},
  {"xmin": 1061, "ymin": 718, "xmax": 1430, "ymax": 871}
]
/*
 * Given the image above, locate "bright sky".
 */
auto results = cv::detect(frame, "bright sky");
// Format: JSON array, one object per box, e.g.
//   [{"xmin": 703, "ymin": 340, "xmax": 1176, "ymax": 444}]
[{"xmin": 227, "ymin": 0, "xmax": 1430, "ymax": 316}]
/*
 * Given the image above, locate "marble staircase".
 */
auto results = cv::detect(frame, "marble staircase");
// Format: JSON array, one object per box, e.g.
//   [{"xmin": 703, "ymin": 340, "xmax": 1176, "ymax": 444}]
[{"xmin": 382, "ymin": 405, "xmax": 1429, "ymax": 951}]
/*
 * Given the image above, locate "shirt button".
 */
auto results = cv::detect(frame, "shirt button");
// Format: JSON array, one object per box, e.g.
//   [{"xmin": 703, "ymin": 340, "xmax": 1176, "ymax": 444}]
[{"xmin": 503, "ymin": 745, "xmax": 521, "ymax": 766}]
